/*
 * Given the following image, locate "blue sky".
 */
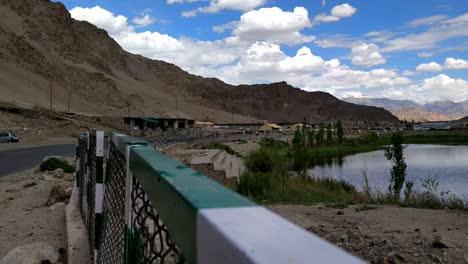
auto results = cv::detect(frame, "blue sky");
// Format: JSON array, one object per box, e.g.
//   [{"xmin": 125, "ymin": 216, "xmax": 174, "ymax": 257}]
[{"xmin": 58, "ymin": 0, "xmax": 467, "ymax": 102}]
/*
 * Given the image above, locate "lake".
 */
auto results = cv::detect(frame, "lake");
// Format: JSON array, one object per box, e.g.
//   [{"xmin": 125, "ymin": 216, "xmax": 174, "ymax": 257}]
[{"xmin": 308, "ymin": 144, "xmax": 468, "ymax": 200}]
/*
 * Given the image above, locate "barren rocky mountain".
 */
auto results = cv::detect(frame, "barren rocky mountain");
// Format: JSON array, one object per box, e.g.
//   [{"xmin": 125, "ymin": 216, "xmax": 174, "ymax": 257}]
[
  {"xmin": 0, "ymin": 0, "xmax": 397, "ymax": 123},
  {"xmin": 344, "ymin": 97, "xmax": 468, "ymax": 122}
]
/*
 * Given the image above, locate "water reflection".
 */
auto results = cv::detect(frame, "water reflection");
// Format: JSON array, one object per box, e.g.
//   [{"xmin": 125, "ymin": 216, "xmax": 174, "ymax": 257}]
[{"xmin": 308, "ymin": 145, "xmax": 468, "ymax": 200}]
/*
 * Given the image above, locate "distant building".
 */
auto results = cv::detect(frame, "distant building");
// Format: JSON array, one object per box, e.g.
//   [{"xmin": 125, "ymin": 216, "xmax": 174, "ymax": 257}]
[
  {"xmin": 259, "ymin": 123, "xmax": 282, "ymax": 132},
  {"xmin": 124, "ymin": 117, "xmax": 195, "ymax": 131},
  {"xmin": 194, "ymin": 121, "xmax": 214, "ymax": 128},
  {"xmin": 290, "ymin": 123, "xmax": 312, "ymax": 132},
  {"xmin": 414, "ymin": 121, "xmax": 451, "ymax": 131}
]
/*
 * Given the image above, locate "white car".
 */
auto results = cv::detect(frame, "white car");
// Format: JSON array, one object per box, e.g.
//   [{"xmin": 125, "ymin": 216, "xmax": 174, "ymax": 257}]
[{"xmin": 0, "ymin": 132, "xmax": 19, "ymax": 143}]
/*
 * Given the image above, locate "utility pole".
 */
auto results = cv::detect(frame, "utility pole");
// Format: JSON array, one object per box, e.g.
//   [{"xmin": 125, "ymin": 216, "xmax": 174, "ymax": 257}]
[
  {"xmin": 176, "ymin": 96, "xmax": 180, "ymax": 119},
  {"xmin": 67, "ymin": 86, "xmax": 72, "ymax": 113},
  {"xmin": 49, "ymin": 80, "xmax": 53, "ymax": 110}
]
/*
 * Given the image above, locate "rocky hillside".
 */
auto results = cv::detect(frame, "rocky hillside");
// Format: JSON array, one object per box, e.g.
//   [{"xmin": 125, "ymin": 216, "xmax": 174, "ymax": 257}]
[
  {"xmin": 344, "ymin": 97, "xmax": 468, "ymax": 122},
  {"xmin": 0, "ymin": 0, "xmax": 398, "ymax": 123}
]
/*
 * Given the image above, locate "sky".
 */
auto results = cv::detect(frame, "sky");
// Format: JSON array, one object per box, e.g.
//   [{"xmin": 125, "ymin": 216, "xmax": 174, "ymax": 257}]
[{"xmin": 57, "ymin": 0, "xmax": 468, "ymax": 103}]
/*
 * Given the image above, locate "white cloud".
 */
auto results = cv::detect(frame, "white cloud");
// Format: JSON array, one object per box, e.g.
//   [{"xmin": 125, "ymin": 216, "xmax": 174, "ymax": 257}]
[
  {"xmin": 225, "ymin": 7, "xmax": 315, "ymax": 45},
  {"xmin": 351, "ymin": 43, "xmax": 386, "ymax": 66},
  {"xmin": 416, "ymin": 58, "xmax": 468, "ymax": 72},
  {"xmin": 416, "ymin": 62, "xmax": 442, "ymax": 72},
  {"xmin": 403, "ymin": 74, "xmax": 468, "ymax": 102},
  {"xmin": 71, "ymin": 6, "xmax": 241, "ymax": 68},
  {"xmin": 382, "ymin": 13, "xmax": 468, "ymax": 52},
  {"xmin": 364, "ymin": 31, "xmax": 396, "ymax": 43},
  {"xmin": 417, "ymin": 52, "xmax": 433, "ymax": 58},
  {"xmin": 402, "ymin": 70, "xmax": 416, "ymax": 76},
  {"xmin": 444, "ymin": 57, "xmax": 468, "ymax": 70},
  {"xmin": 314, "ymin": 3, "xmax": 357, "ymax": 24},
  {"xmin": 167, "ymin": 0, "xmax": 201, "ymax": 3},
  {"xmin": 132, "ymin": 15, "xmax": 156, "ymax": 27},
  {"xmin": 182, "ymin": 0, "xmax": 267, "ymax": 17},
  {"xmin": 70, "ymin": 6, "xmax": 133, "ymax": 35},
  {"xmin": 314, "ymin": 35, "xmax": 361, "ymax": 48},
  {"xmin": 408, "ymin": 15, "xmax": 448, "ymax": 27},
  {"xmin": 331, "ymin": 3, "xmax": 357, "ymax": 18}
]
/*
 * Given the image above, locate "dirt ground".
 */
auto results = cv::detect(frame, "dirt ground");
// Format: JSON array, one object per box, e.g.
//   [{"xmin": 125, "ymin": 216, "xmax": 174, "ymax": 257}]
[
  {"xmin": 0, "ymin": 167, "xmax": 75, "ymax": 258},
  {"xmin": 269, "ymin": 204, "xmax": 468, "ymax": 264}
]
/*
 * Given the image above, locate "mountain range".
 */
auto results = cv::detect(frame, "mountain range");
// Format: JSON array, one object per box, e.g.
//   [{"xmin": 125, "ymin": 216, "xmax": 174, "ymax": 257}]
[
  {"xmin": 0, "ymin": 0, "xmax": 398, "ymax": 123},
  {"xmin": 343, "ymin": 98, "xmax": 468, "ymax": 122}
]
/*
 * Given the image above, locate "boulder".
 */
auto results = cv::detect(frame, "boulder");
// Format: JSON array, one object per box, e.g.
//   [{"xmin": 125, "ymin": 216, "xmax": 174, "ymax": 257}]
[
  {"xmin": 44, "ymin": 186, "xmax": 67, "ymax": 206},
  {"xmin": 432, "ymin": 236, "xmax": 449, "ymax": 248},
  {"xmin": 0, "ymin": 242, "xmax": 59, "ymax": 264},
  {"xmin": 53, "ymin": 169, "xmax": 64, "ymax": 178}
]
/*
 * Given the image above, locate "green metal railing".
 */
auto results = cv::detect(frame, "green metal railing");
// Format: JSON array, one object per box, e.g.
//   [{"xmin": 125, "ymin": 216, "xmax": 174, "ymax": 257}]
[{"xmin": 76, "ymin": 130, "xmax": 364, "ymax": 264}]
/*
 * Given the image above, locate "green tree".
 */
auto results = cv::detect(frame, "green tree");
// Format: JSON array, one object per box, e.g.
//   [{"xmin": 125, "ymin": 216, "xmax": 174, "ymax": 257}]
[
  {"xmin": 326, "ymin": 123, "xmax": 333, "ymax": 144},
  {"xmin": 317, "ymin": 123, "xmax": 325, "ymax": 145},
  {"xmin": 308, "ymin": 128, "xmax": 315, "ymax": 147},
  {"xmin": 292, "ymin": 127, "xmax": 302, "ymax": 149},
  {"xmin": 336, "ymin": 120, "xmax": 344, "ymax": 143},
  {"xmin": 384, "ymin": 132, "xmax": 407, "ymax": 201}
]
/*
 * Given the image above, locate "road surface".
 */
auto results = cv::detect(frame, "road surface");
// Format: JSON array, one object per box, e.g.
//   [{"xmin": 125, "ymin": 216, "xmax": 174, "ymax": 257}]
[{"xmin": 0, "ymin": 144, "xmax": 76, "ymax": 178}]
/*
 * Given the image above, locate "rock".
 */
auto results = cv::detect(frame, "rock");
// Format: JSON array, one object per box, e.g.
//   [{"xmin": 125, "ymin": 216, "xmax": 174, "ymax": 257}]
[
  {"xmin": 433, "ymin": 228, "xmax": 438, "ymax": 232},
  {"xmin": 64, "ymin": 174, "xmax": 74, "ymax": 182},
  {"xmin": 49, "ymin": 202, "xmax": 65, "ymax": 212},
  {"xmin": 340, "ymin": 234, "xmax": 349, "ymax": 242},
  {"xmin": 428, "ymin": 253, "xmax": 443, "ymax": 264},
  {"xmin": 23, "ymin": 182, "xmax": 37, "ymax": 188},
  {"xmin": 41, "ymin": 174, "xmax": 55, "ymax": 181},
  {"xmin": 387, "ymin": 251, "xmax": 405, "ymax": 263},
  {"xmin": 25, "ymin": 208, "xmax": 32, "ymax": 212},
  {"xmin": 414, "ymin": 228, "xmax": 420, "ymax": 232},
  {"xmin": 44, "ymin": 186, "xmax": 67, "ymax": 206},
  {"xmin": 336, "ymin": 210, "xmax": 344, "ymax": 215},
  {"xmin": 65, "ymin": 187, "xmax": 73, "ymax": 198},
  {"xmin": 432, "ymin": 236, "xmax": 449, "ymax": 248},
  {"xmin": 53, "ymin": 168, "xmax": 64, "ymax": 178},
  {"xmin": 0, "ymin": 242, "xmax": 59, "ymax": 264}
]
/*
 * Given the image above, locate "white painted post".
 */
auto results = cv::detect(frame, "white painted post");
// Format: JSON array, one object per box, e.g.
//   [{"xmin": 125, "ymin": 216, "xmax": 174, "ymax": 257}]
[{"xmin": 94, "ymin": 130, "xmax": 104, "ymax": 263}]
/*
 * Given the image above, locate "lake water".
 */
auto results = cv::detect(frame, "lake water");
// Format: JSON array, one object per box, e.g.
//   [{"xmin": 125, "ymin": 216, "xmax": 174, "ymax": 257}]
[{"xmin": 308, "ymin": 144, "xmax": 468, "ymax": 200}]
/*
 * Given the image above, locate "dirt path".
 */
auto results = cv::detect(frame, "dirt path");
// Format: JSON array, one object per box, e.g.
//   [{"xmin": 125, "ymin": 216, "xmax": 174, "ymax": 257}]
[
  {"xmin": 0, "ymin": 168, "xmax": 75, "ymax": 258},
  {"xmin": 270, "ymin": 204, "xmax": 468, "ymax": 264}
]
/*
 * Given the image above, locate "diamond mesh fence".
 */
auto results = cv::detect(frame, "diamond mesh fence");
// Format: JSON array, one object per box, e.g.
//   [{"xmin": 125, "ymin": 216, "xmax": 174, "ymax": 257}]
[
  {"xmin": 77, "ymin": 135, "xmax": 89, "ymax": 233},
  {"xmin": 131, "ymin": 178, "xmax": 185, "ymax": 264},
  {"xmin": 97, "ymin": 141, "xmax": 127, "ymax": 264},
  {"xmin": 87, "ymin": 134, "xmax": 97, "ymax": 254},
  {"xmin": 76, "ymin": 129, "xmax": 270, "ymax": 263}
]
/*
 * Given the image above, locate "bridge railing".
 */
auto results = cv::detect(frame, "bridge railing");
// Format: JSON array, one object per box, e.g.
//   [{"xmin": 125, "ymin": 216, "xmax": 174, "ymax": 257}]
[{"xmin": 76, "ymin": 129, "xmax": 364, "ymax": 264}]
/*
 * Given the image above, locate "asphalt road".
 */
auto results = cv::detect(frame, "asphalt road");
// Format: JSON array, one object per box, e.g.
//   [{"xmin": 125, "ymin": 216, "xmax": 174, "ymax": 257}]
[{"xmin": 0, "ymin": 144, "xmax": 76, "ymax": 178}]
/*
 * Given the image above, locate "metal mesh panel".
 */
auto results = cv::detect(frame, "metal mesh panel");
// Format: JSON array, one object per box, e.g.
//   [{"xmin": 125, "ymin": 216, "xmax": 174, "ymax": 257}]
[
  {"xmin": 131, "ymin": 178, "xmax": 185, "ymax": 264},
  {"xmin": 97, "ymin": 141, "xmax": 127, "ymax": 264},
  {"xmin": 78, "ymin": 135, "xmax": 88, "ymax": 219},
  {"xmin": 87, "ymin": 134, "xmax": 97, "ymax": 253}
]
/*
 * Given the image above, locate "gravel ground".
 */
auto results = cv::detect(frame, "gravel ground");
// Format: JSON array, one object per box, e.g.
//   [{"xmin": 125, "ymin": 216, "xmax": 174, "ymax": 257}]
[
  {"xmin": 269, "ymin": 204, "xmax": 468, "ymax": 264},
  {"xmin": 0, "ymin": 166, "xmax": 75, "ymax": 258}
]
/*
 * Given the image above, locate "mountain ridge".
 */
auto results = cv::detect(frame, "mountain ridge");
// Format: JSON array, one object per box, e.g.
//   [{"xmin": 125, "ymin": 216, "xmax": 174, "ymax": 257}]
[{"xmin": 344, "ymin": 97, "xmax": 468, "ymax": 122}]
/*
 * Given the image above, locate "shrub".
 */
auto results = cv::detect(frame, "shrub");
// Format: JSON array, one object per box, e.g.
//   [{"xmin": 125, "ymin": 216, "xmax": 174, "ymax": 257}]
[
  {"xmin": 40, "ymin": 157, "xmax": 76, "ymax": 173},
  {"xmin": 259, "ymin": 138, "xmax": 288, "ymax": 149},
  {"xmin": 237, "ymin": 171, "xmax": 272, "ymax": 198},
  {"xmin": 244, "ymin": 147, "xmax": 285, "ymax": 173},
  {"xmin": 359, "ymin": 131, "xmax": 380, "ymax": 144},
  {"xmin": 237, "ymin": 139, "xmax": 248, "ymax": 144}
]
